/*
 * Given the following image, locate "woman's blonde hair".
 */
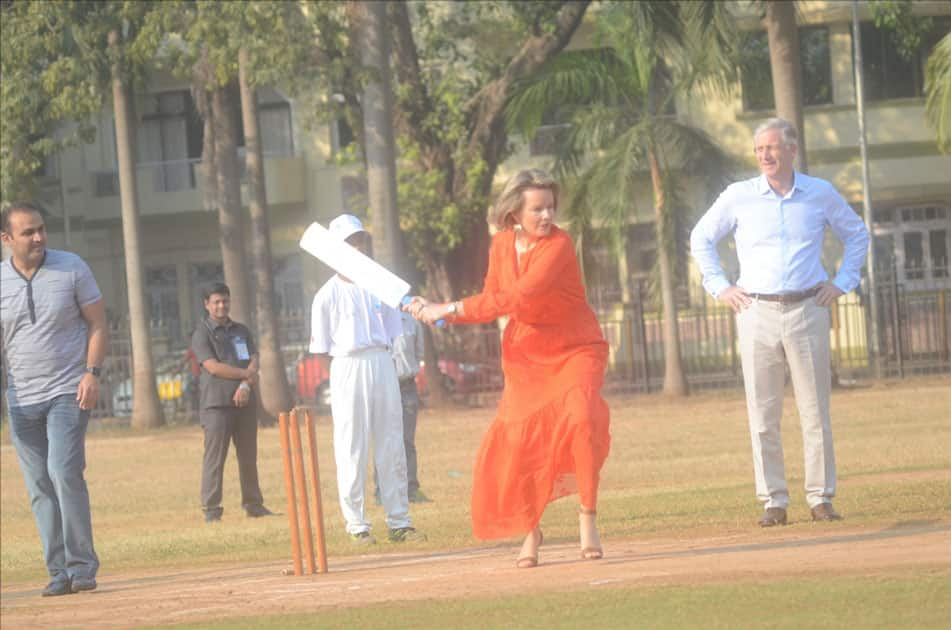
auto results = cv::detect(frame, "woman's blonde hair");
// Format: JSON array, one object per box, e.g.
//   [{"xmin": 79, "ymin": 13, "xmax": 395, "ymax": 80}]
[{"xmin": 488, "ymin": 169, "xmax": 560, "ymax": 231}]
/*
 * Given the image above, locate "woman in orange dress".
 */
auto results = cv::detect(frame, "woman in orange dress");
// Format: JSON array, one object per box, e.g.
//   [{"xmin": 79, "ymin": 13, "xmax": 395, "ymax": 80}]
[{"xmin": 408, "ymin": 169, "xmax": 610, "ymax": 568}]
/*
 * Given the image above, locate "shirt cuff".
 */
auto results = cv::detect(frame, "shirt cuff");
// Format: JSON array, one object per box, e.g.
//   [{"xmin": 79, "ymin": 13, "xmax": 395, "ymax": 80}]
[
  {"xmin": 707, "ymin": 277, "xmax": 732, "ymax": 299},
  {"xmin": 831, "ymin": 276, "xmax": 854, "ymax": 294}
]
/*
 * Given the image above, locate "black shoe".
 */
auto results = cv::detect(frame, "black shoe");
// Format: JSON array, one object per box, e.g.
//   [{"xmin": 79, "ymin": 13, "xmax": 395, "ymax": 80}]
[
  {"xmin": 70, "ymin": 576, "xmax": 97, "ymax": 593},
  {"xmin": 388, "ymin": 526, "xmax": 427, "ymax": 543},
  {"xmin": 758, "ymin": 507, "xmax": 788, "ymax": 527},
  {"xmin": 810, "ymin": 502, "xmax": 842, "ymax": 521},
  {"xmin": 409, "ymin": 489, "xmax": 432, "ymax": 503},
  {"xmin": 41, "ymin": 576, "xmax": 71, "ymax": 597},
  {"xmin": 245, "ymin": 505, "xmax": 275, "ymax": 518},
  {"xmin": 204, "ymin": 510, "xmax": 222, "ymax": 523},
  {"xmin": 350, "ymin": 531, "xmax": 377, "ymax": 546}
]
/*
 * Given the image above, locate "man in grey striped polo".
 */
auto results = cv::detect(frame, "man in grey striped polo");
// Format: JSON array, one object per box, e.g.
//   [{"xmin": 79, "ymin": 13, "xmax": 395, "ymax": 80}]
[{"xmin": 1, "ymin": 202, "xmax": 108, "ymax": 596}]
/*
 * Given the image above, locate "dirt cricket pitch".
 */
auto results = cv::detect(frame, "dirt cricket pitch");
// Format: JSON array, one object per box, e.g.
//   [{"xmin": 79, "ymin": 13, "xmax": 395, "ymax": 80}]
[{"xmin": 1, "ymin": 519, "xmax": 949, "ymax": 628}]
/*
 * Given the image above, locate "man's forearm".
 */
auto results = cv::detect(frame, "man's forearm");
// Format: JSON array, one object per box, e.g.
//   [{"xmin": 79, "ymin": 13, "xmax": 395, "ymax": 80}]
[
  {"xmin": 86, "ymin": 324, "xmax": 108, "ymax": 368},
  {"xmin": 203, "ymin": 360, "xmax": 251, "ymax": 381},
  {"xmin": 82, "ymin": 299, "xmax": 108, "ymax": 367}
]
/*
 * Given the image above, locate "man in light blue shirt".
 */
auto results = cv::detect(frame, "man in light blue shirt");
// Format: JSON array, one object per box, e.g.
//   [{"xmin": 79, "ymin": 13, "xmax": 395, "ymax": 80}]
[{"xmin": 690, "ymin": 118, "xmax": 869, "ymax": 527}]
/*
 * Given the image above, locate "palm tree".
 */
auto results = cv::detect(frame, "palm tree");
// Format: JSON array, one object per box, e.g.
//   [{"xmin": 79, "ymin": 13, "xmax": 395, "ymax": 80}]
[
  {"xmin": 506, "ymin": 1, "xmax": 738, "ymax": 396},
  {"xmin": 211, "ymin": 84, "xmax": 251, "ymax": 325},
  {"xmin": 109, "ymin": 29, "xmax": 166, "ymax": 428},
  {"xmin": 764, "ymin": 1, "xmax": 808, "ymax": 172},
  {"xmin": 348, "ymin": 1, "xmax": 406, "ymax": 276},
  {"xmin": 925, "ymin": 32, "xmax": 951, "ymax": 153},
  {"xmin": 238, "ymin": 47, "xmax": 292, "ymax": 421}
]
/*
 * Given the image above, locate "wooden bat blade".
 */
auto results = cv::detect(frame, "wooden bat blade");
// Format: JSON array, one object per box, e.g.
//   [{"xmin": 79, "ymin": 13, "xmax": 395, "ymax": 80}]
[{"xmin": 299, "ymin": 222, "xmax": 410, "ymax": 309}]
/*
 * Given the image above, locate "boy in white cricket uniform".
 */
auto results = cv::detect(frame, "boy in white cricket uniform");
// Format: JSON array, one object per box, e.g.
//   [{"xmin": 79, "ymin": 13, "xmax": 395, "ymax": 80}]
[{"xmin": 308, "ymin": 214, "xmax": 422, "ymax": 544}]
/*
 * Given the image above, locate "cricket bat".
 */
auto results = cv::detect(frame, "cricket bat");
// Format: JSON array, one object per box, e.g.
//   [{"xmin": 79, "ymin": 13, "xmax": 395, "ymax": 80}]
[{"xmin": 299, "ymin": 222, "xmax": 445, "ymax": 326}]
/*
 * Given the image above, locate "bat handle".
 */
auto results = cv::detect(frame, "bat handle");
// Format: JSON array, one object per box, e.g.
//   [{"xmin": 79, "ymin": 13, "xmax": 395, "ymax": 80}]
[{"xmin": 401, "ymin": 296, "xmax": 446, "ymax": 328}]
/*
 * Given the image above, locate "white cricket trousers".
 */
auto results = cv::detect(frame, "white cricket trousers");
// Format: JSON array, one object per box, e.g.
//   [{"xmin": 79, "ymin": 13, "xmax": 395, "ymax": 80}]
[
  {"xmin": 736, "ymin": 297, "xmax": 836, "ymax": 510},
  {"xmin": 329, "ymin": 347, "xmax": 410, "ymax": 534}
]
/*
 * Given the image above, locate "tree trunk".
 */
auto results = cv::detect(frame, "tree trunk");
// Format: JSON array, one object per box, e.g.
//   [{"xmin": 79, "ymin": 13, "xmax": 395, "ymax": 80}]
[
  {"xmin": 238, "ymin": 48, "xmax": 291, "ymax": 422},
  {"xmin": 648, "ymin": 148, "xmax": 688, "ymax": 397},
  {"xmin": 109, "ymin": 30, "xmax": 166, "ymax": 429},
  {"xmin": 350, "ymin": 1, "xmax": 406, "ymax": 277},
  {"xmin": 211, "ymin": 85, "xmax": 251, "ymax": 324},
  {"xmin": 765, "ymin": 0, "xmax": 808, "ymax": 172}
]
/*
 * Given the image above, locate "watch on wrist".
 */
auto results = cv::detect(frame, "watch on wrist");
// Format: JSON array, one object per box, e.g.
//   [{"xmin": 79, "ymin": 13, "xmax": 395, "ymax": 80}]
[
  {"xmin": 86, "ymin": 366, "xmax": 101, "ymax": 377},
  {"xmin": 447, "ymin": 301, "xmax": 458, "ymax": 317}
]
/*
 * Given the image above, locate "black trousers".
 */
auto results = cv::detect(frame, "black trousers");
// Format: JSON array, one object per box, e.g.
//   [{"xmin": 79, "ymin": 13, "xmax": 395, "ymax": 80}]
[
  {"xmin": 200, "ymin": 406, "xmax": 263, "ymax": 515},
  {"xmin": 399, "ymin": 379, "xmax": 421, "ymax": 493}
]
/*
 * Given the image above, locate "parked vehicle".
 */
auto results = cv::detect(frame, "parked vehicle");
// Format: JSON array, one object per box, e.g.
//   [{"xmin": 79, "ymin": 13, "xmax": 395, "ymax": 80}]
[
  {"xmin": 294, "ymin": 354, "xmax": 501, "ymax": 410},
  {"xmin": 110, "ymin": 373, "xmax": 186, "ymax": 417}
]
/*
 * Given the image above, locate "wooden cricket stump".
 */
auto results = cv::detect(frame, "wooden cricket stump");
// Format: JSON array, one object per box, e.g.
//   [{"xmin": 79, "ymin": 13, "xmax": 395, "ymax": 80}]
[{"xmin": 278, "ymin": 407, "xmax": 329, "ymax": 575}]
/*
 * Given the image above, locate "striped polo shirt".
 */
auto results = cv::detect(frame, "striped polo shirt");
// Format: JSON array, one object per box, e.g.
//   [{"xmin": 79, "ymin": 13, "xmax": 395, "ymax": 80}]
[{"xmin": 1, "ymin": 249, "xmax": 102, "ymax": 407}]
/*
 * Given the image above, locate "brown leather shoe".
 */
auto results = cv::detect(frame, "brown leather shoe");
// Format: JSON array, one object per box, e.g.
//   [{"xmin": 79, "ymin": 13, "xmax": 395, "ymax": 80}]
[
  {"xmin": 758, "ymin": 507, "xmax": 787, "ymax": 527},
  {"xmin": 810, "ymin": 503, "xmax": 842, "ymax": 521}
]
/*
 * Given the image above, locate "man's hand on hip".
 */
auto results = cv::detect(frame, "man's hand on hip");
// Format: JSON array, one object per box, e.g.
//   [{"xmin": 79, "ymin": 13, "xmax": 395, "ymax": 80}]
[
  {"xmin": 814, "ymin": 281, "xmax": 844, "ymax": 307},
  {"xmin": 76, "ymin": 373, "xmax": 100, "ymax": 411},
  {"xmin": 718, "ymin": 286, "xmax": 752, "ymax": 313}
]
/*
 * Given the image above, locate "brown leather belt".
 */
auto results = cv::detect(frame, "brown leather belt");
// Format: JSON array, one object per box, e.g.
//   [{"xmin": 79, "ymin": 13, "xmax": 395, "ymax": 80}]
[{"xmin": 748, "ymin": 286, "xmax": 820, "ymax": 304}]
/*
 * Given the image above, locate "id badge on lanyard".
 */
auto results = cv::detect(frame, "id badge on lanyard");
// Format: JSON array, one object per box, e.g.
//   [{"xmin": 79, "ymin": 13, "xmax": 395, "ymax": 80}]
[{"xmin": 233, "ymin": 338, "xmax": 250, "ymax": 361}]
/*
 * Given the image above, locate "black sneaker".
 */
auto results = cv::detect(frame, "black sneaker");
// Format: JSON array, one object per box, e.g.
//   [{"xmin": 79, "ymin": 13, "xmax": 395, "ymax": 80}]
[
  {"xmin": 388, "ymin": 527, "xmax": 427, "ymax": 543},
  {"xmin": 41, "ymin": 576, "xmax": 71, "ymax": 597},
  {"xmin": 349, "ymin": 531, "xmax": 377, "ymax": 546},
  {"xmin": 245, "ymin": 505, "xmax": 275, "ymax": 518},
  {"xmin": 409, "ymin": 489, "xmax": 432, "ymax": 503},
  {"xmin": 204, "ymin": 510, "xmax": 222, "ymax": 523},
  {"xmin": 70, "ymin": 576, "xmax": 97, "ymax": 593}
]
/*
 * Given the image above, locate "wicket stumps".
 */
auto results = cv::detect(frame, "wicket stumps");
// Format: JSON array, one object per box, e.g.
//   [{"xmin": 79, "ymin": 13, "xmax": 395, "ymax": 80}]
[{"xmin": 278, "ymin": 407, "xmax": 329, "ymax": 575}]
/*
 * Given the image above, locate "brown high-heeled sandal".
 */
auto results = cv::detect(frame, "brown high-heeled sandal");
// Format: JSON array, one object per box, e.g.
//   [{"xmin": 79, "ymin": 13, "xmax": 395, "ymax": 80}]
[
  {"xmin": 579, "ymin": 507, "xmax": 603, "ymax": 560},
  {"xmin": 515, "ymin": 528, "xmax": 543, "ymax": 569}
]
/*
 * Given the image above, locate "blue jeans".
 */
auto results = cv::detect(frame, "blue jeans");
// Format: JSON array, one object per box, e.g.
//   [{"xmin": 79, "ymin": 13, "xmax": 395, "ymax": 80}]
[{"xmin": 7, "ymin": 394, "xmax": 99, "ymax": 580}]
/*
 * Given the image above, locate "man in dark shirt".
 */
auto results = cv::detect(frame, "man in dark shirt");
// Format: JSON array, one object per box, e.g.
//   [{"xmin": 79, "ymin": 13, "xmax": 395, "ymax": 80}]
[{"xmin": 190, "ymin": 282, "xmax": 272, "ymax": 522}]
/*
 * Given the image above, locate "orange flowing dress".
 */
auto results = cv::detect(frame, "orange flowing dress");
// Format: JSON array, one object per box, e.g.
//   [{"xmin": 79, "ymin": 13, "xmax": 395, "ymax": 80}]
[{"xmin": 456, "ymin": 226, "xmax": 610, "ymax": 540}]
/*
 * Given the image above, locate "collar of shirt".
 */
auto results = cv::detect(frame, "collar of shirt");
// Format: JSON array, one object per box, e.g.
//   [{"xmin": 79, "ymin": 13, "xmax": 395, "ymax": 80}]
[
  {"xmin": 756, "ymin": 172, "xmax": 810, "ymax": 198},
  {"xmin": 205, "ymin": 316, "xmax": 234, "ymax": 331}
]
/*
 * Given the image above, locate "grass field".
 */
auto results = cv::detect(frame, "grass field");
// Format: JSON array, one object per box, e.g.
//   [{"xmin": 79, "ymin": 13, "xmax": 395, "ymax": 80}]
[{"xmin": 2, "ymin": 377, "xmax": 950, "ymax": 628}]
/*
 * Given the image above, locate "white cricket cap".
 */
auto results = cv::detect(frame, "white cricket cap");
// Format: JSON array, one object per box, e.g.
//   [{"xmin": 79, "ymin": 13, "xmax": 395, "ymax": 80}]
[{"xmin": 328, "ymin": 214, "xmax": 366, "ymax": 241}]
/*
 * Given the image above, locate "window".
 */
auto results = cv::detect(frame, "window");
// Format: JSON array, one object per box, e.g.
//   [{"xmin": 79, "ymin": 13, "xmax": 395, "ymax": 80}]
[
  {"xmin": 145, "ymin": 265, "xmax": 181, "ymax": 341},
  {"xmin": 860, "ymin": 19, "xmax": 950, "ymax": 101},
  {"xmin": 138, "ymin": 91, "xmax": 202, "ymax": 192},
  {"xmin": 272, "ymin": 256, "xmax": 304, "ymax": 316},
  {"xmin": 38, "ymin": 153, "xmax": 59, "ymax": 178},
  {"xmin": 333, "ymin": 117, "xmax": 355, "ymax": 155},
  {"xmin": 741, "ymin": 27, "xmax": 832, "ymax": 111},
  {"xmin": 260, "ymin": 103, "xmax": 294, "ymax": 156},
  {"xmin": 92, "ymin": 172, "xmax": 119, "ymax": 197},
  {"xmin": 903, "ymin": 232, "xmax": 924, "ymax": 279},
  {"xmin": 874, "ymin": 204, "xmax": 951, "ymax": 286},
  {"xmin": 930, "ymin": 229, "xmax": 948, "ymax": 278}
]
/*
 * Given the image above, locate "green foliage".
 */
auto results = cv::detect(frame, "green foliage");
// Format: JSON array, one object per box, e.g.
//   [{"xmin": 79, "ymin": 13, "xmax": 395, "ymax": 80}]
[
  {"xmin": 871, "ymin": 0, "xmax": 934, "ymax": 63},
  {"xmin": 1, "ymin": 3, "xmax": 106, "ymax": 199},
  {"xmin": 505, "ymin": 1, "xmax": 738, "ymax": 292},
  {"xmin": 925, "ymin": 33, "xmax": 951, "ymax": 153},
  {"xmin": 0, "ymin": 1, "xmax": 169, "ymax": 201}
]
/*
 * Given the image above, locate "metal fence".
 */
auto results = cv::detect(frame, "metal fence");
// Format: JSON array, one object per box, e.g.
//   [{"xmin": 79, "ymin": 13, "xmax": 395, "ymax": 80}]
[{"xmin": 79, "ymin": 267, "xmax": 948, "ymax": 421}]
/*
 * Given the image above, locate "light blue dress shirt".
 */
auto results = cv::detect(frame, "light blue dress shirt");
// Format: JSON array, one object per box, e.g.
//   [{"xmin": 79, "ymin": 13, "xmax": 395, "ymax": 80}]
[{"xmin": 690, "ymin": 172, "xmax": 870, "ymax": 298}]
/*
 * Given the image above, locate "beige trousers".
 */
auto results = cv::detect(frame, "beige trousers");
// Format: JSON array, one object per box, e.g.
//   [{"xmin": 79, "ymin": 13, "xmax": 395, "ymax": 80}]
[{"xmin": 736, "ymin": 297, "xmax": 836, "ymax": 509}]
